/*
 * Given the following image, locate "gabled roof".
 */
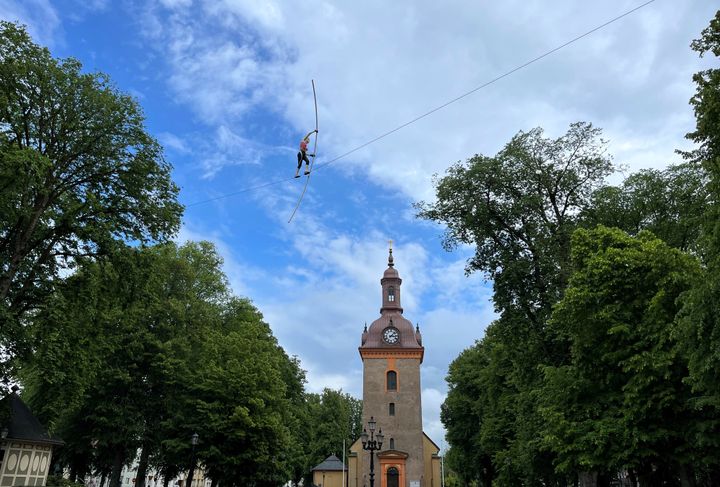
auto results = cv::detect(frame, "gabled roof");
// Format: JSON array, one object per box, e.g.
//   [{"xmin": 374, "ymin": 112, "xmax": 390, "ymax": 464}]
[
  {"xmin": 312, "ymin": 454, "xmax": 345, "ymax": 472},
  {"xmin": 2, "ymin": 390, "xmax": 63, "ymax": 446}
]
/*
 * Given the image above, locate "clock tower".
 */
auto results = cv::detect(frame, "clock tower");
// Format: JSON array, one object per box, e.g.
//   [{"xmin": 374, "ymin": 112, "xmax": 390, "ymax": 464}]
[{"xmin": 347, "ymin": 245, "xmax": 441, "ymax": 487}]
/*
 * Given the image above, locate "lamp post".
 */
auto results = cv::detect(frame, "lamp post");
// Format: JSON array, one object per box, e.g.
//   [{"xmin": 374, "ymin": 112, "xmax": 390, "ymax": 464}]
[
  {"xmin": 360, "ymin": 417, "xmax": 384, "ymax": 487},
  {"xmin": 185, "ymin": 433, "xmax": 199, "ymax": 487}
]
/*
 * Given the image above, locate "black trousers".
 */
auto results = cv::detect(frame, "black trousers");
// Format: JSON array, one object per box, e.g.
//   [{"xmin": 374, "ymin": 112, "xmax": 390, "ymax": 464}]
[{"xmin": 297, "ymin": 151, "xmax": 310, "ymax": 168}]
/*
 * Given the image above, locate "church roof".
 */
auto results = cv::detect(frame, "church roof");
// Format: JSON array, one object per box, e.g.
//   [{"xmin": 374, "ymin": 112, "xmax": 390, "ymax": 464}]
[
  {"xmin": 1, "ymin": 387, "xmax": 63, "ymax": 446},
  {"xmin": 311, "ymin": 454, "xmax": 345, "ymax": 471}
]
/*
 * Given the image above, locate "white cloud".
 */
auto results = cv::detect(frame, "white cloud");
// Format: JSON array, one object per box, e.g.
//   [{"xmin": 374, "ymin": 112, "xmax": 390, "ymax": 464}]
[
  {"xmin": 158, "ymin": 132, "xmax": 190, "ymax": 154},
  {"xmin": 422, "ymin": 387, "xmax": 447, "ymax": 448},
  {"xmin": 134, "ymin": 0, "xmax": 717, "ymax": 199},
  {"xmin": 0, "ymin": 0, "xmax": 61, "ymax": 47}
]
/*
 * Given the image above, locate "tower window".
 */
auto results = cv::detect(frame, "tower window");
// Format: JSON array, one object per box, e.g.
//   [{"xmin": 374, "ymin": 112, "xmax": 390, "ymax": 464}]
[
  {"xmin": 389, "ymin": 438, "xmax": 395, "ymax": 449},
  {"xmin": 388, "ymin": 286, "xmax": 395, "ymax": 302},
  {"xmin": 387, "ymin": 370, "xmax": 397, "ymax": 391},
  {"xmin": 389, "ymin": 402, "xmax": 395, "ymax": 416}
]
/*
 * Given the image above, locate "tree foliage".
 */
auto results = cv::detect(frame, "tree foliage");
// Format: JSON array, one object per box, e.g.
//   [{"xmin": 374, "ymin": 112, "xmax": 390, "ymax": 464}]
[
  {"xmin": 583, "ymin": 163, "xmax": 708, "ymax": 252},
  {"xmin": 419, "ymin": 122, "xmax": 614, "ymax": 484},
  {"xmin": 426, "ymin": 10, "xmax": 720, "ymax": 486},
  {"xmin": 299, "ymin": 389, "xmax": 362, "ymax": 485},
  {"xmin": 678, "ymin": 9, "xmax": 720, "ymax": 405},
  {"xmin": 0, "ymin": 21, "xmax": 182, "ymax": 380},
  {"xmin": 21, "ymin": 241, "xmax": 315, "ymax": 487},
  {"xmin": 541, "ymin": 226, "xmax": 701, "ymax": 483},
  {"xmin": 418, "ymin": 122, "xmax": 613, "ymax": 324}
]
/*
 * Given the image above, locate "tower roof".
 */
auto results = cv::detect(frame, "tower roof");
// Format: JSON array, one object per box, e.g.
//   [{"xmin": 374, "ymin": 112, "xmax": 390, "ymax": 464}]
[
  {"xmin": 360, "ymin": 246, "xmax": 423, "ymax": 356},
  {"xmin": 383, "ymin": 245, "xmax": 399, "ymax": 278}
]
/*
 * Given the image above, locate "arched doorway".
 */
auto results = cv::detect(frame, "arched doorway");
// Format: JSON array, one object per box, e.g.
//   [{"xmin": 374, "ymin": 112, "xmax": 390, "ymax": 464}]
[{"xmin": 387, "ymin": 466, "xmax": 399, "ymax": 487}]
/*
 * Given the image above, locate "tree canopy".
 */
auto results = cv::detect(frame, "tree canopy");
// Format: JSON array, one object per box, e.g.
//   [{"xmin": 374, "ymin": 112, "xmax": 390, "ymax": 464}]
[
  {"xmin": 426, "ymin": 10, "xmax": 720, "ymax": 486},
  {"xmin": 0, "ymin": 21, "xmax": 182, "ymax": 380}
]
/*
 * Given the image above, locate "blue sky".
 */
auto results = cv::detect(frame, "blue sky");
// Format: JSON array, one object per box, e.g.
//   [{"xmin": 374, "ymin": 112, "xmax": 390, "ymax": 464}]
[{"xmin": 2, "ymin": 0, "xmax": 717, "ymax": 447}]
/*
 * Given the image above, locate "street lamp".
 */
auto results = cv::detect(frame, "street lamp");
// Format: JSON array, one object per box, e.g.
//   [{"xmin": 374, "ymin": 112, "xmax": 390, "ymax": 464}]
[
  {"xmin": 186, "ymin": 433, "xmax": 199, "ymax": 487},
  {"xmin": 360, "ymin": 417, "xmax": 384, "ymax": 487}
]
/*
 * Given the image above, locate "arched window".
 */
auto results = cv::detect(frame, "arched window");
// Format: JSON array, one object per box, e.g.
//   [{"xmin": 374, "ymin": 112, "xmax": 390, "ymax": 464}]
[
  {"xmin": 388, "ymin": 286, "xmax": 395, "ymax": 302},
  {"xmin": 387, "ymin": 467, "xmax": 399, "ymax": 487},
  {"xmin": 389, "ymin": 402, "xmax": 395, "ymax": 416},
  {"xmin": 389, "ymin": 438, "xmax": 395, "ymax": 449},
  {"xmin": 387, "ymin": 370, "xmax": 397, "ymax": 391}
]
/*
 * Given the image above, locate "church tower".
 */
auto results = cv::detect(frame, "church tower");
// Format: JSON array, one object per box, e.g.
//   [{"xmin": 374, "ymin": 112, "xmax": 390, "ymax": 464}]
[{"xmin": 347, "ymin": 245, "xmax": 440, "ymax": 487}]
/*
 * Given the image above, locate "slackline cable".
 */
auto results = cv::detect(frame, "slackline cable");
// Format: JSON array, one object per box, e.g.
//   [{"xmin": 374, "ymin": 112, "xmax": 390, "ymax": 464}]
[{"xmin": 185, "ymin": 0, "xmax": 655, "ymax": 209}]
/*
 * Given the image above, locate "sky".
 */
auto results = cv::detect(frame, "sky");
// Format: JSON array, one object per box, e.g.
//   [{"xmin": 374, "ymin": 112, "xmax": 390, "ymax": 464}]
[{"xmin": 2, "ymin": 0, "xmax": 717, "ymax": 451}]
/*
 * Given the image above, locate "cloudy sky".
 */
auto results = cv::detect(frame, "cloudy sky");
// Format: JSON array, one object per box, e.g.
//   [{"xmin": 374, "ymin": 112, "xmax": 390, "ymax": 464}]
[{"xmin": 3, "ymin": 0, "xmax": 717, "ymax": 449}]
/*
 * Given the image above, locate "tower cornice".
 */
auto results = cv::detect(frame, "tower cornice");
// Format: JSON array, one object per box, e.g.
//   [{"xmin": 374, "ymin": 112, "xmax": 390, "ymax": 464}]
[{"xmin": 359, "ymin": 348, "xmax": 424, "ymax": 363}]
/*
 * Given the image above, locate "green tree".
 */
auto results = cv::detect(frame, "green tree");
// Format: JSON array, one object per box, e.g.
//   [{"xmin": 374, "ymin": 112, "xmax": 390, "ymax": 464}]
[
  {"xmin": 22, "ymin": 241, "xmax": 230, "ymax": 486},
  {"xmin": 160, "ymin": 298, "xmax": 305, "ymax": 487},
  {"xmin": 583, "ymin": 163, "xmax": 708, "ymax": 252},
  {"xmin": 0, "ymin": 21, "xmax": 182, "ymax": 379},
  {"xmin": 678, "ymin": 10, "xmax": 720, "ymax": 399},
  {"xmin": 442, "ymin": 329, "xmax": 507, "ymax": 486},
  {"xmin": 418, "ymin": 122, "xmax": 613, "ymax": 324},
  {"xmin": 301, "ymin": 389, "xmax": 362, "ymax": 485},
  {"xmin": 541, "ymin": 226, "xmax": 701, "ymax": 485},
  {"xmin": 675, "ymin": 12, "xmax": 720, "ymax": 484},
  {"xmin": 420, "ymin": 122, "xmax": 614, "ymax": 484}
]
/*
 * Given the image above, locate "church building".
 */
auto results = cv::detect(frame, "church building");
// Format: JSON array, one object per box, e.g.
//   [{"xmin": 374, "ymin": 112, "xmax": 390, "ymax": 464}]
[{"xmin": 347, "ymin": 247, "xmax": 441, "ymax": 487}]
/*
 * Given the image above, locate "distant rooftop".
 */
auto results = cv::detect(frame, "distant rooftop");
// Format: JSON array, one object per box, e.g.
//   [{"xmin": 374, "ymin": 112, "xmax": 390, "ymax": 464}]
[
  {"xmin": 311, "ymin": 454, "xmax": 345, "ymax": 472},
  {"xmin": 2, "ymin": 387, "xmax": 63, "ymax": 446}
]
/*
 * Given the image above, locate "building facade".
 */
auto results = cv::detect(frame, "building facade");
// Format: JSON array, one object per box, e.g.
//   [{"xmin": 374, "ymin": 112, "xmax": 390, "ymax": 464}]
[{"xmin": 348, "ymin": 247, "xmax": 441, "ymax": 487}]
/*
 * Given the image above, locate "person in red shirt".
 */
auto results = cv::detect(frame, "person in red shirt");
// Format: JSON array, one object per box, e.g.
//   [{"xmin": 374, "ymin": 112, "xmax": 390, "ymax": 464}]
[{"xmin": 295, "ymin": 129, "xmax": 318, "ymax": 177}]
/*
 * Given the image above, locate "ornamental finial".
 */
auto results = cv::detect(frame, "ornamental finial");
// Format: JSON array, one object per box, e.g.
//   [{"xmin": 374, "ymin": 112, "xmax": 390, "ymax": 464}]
[{"xmin": 388, "ymin": 240, "xmax": 394, "ymax": 267}]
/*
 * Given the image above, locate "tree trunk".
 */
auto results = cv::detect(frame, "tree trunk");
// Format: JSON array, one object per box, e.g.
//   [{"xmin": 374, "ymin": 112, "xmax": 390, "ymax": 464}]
[
  {"xmin": 210, "ymin": 478, "xmax": 218, "ymax": 487},
  {"xmin": 135, "ymin": 443, "xmax": 151, "ymax": 487},
  {"xmin": 109, "ymin": 449, "xmax": 125, "ymax": 487},
  {"xmin": 163, "ymin": 473, "xmax": 170, "ymax": 487},
  {"xmin": 597, "ymin": 471, "xmax": 611, "ymax": 487},
  {"xmin": 679, "ymin": 465, "xmax": 696, "ymax": 487},
  {"xmin": 578, "ymin": 471, "xmax": 598, "ymax": 487},
  {"xmin": 628, "ymin": 469, "xmax": 638, "ymax": 487},
  {"xmin": 100, "ymin": 472, "xmax": 107, "ymax": 487}
]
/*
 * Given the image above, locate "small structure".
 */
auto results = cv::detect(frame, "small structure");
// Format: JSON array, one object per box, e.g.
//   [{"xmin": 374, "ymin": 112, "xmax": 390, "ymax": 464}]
[
  {"xmin": 0, "ymin": 386, "xmax": 63, "ymax": 487},
  {"xmin": 312, "ymin": 454, "xmax": 345, "ymax": 487}
]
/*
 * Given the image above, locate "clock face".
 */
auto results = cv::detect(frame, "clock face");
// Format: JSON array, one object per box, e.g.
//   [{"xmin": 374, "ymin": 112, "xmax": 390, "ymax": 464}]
[{"xmin": 383, "ymin": 327, "xmax": 400, "ymax": 344}]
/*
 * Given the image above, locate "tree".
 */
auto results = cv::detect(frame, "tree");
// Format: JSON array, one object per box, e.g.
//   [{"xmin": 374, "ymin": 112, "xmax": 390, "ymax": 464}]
[
  {"xmin": 583, "ymin": 163, "xmax": 709, "ymax": 252},
  {"xmin": 417, "ymin": 122, "xmax": 614, "ymax": 324},
  {"xmin": 673, "ymin": 13, "xmax": 720, "ymax": 485},
  {"xmin": 300, "ymin": 389, "xmax": 362, "ymax": 486},
  {"xmin": 678, "ymin": 10, "xmax": 720, "ymax": 403},
  {"xmin": 22, "ymin": 241, "xmax": 230, "ymax": 487},
  {"xmin": 160, "ymin": 298, "xmax": 305, "ymax": 487},
  {"xmin": 441, "ymin": 327, "xmax": 510, "ymax": 486},
  {"xmin": 0, "ymin": 22, "xmax": 182, "ymax": 379},
  {"xmin": 419, "ymin": 122, "xmax": 614, "ymax": 483},
  {"xmin": 540, "ymin": 226, "xmax": 701, "ymax": 485}
]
